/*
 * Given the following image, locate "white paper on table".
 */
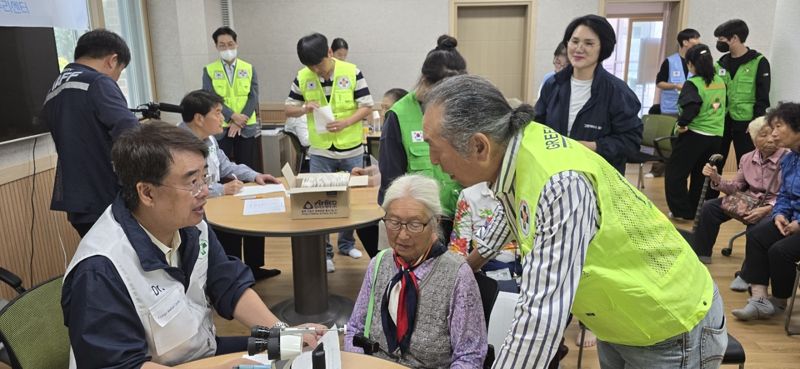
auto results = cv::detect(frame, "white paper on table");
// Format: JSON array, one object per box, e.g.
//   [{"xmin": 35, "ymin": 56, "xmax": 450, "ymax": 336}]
[
  {"xmin": 234, "ymin": 184, "xmax": 288, "ymax": 198},
  {"xmin": 348, "ymin": 175, "xmax": 369, "ymax": 187},
  {"xmin": 242, "ymin": 198, "xmax": 286, "ymax": 215},
  {"xmin": 240, "ymin": 352, "xmax": 272, "ymax": 365},
  {"xmin": 291, "ymin": 324, "xmax": 341, "ymax": 369},
  {"xmin": 312, "ymin": 105, "xmax": 335, "ymax": 134}
]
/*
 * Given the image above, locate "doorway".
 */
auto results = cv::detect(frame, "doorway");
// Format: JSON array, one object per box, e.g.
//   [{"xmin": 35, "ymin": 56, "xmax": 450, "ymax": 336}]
[{"xmin": 452, "ymin": 2, "xmax": 533, "ymax": 101}]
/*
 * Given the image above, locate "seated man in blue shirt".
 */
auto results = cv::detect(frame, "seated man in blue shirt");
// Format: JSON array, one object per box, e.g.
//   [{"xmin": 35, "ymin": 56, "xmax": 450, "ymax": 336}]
[{"xmin": 62, "ymin": 122, "xmax": 324, "ymax": 368}]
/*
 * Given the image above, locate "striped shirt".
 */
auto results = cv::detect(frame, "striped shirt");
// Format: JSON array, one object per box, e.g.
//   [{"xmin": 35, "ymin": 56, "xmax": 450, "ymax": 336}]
[
  {"xmin": 286, "ymin": 64, "xmax": 373, "ymax": 159},
  {"xmin": 481, "ymin": 133, "xmax": 600, "ymax": 369}
]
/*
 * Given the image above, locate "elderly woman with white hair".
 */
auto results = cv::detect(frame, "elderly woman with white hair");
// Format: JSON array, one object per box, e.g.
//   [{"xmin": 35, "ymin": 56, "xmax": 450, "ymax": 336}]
[
  {"xmin": 344, "ymin": 174, "xmax": 487, "ymax": 368},
  {"xmin": 692, "ymin": 116, "xmax": 787, "ymax": 265}
]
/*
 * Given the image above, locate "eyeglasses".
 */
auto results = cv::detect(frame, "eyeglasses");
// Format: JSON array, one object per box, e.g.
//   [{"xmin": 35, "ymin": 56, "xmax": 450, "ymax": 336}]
[
  {"xmin": 157, "ymin": 173, "xmax": 213, "ymax": 197},
  {"xmin": 382, "ymin": 217, "xmax": 433, "ymax": 234}
]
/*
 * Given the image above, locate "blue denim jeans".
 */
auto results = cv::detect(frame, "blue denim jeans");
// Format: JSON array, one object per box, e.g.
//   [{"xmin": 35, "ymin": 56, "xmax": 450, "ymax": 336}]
[
  {"xmin": 309, "ymin": 154, "xmax": 364, "ymax": 259},
  {"xmin": 597, "ymin": 284, "xmax": 727, "ymax": 369}
]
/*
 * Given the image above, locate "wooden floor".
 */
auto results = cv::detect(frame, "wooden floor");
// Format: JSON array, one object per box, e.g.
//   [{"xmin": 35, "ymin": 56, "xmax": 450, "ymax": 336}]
[{"xmin": 214, "ymin": 164, "xmax": 800, "ymax": 367}]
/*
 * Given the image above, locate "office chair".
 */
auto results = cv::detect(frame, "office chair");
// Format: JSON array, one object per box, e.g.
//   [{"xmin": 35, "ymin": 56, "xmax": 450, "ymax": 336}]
[
  {"xmin": 475, "ymin": 273, "xmax": 499, "ymax": 369},
  {"xmin": 0, "ymin": 268, "xmax": 69, "ymax": 369},
  {"xmin": 626, "ymin": 114, "xmax": 677, "ymax": 189}
]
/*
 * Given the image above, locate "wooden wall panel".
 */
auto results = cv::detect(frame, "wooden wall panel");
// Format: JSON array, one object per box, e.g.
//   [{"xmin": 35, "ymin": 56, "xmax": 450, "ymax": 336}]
[{"xmin": 0, "ymin": 168, "xmax": 80, "ymax": 300}]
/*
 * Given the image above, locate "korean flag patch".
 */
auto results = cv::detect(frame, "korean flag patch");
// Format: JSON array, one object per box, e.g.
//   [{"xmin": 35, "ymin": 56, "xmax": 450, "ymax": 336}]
[
  {"xmin": 519, "ymin": 200, "xmax": 531, "ymax": 236},
  {"xmin": 237, "ymin": 69, "xmax": 249, "ymax": 78},
  {"xmin": 306, "ymin": 81, "xmax": 317, "ymax": 90},
  {"xmin": 214, "ymin": 71, "xmax": 224, "ymax": 79},
  {"xmin": 411, "ymin": 130, "xmax": 424, "ymax": 143},
  {"xmin": 718, "ymin": 68, "xmax": 727, "ymax": 76}
]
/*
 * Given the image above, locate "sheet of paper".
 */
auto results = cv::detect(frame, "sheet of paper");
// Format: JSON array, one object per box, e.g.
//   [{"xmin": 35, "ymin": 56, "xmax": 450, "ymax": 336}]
[
  {"xmin": 240, "ymin": 352, "xmax": 272, "ymax": 365},
  {"xmin": 348, "ymin": 175, "xmax": 369, "ymax": 187},
  {"xmin": 235, "ymin": 183, "xmax": 288, "ymax": 197},
  {"xmin": 291, "ymin": 324, "xmax": 341, "ymax": 369},
  {"xmin": 243, "ymin": 197, "xmax": 286, "ymax": 215},
  {"xmin": 313, "ymin": 105, "xmax": 335, "ymax": 134}
]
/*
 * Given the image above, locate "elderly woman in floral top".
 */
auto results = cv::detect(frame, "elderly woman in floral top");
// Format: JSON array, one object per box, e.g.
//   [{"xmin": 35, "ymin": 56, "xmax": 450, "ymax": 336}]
[{"xmin": 449, "ymin": 182, "xmax": 519, "ymax": 274}]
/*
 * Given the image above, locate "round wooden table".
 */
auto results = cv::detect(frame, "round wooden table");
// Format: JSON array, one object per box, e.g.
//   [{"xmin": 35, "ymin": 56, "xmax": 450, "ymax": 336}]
[
  {"xmin": 205, "ymin": 180, "xmax": 382, "ymax": 326},
  {"xmin": 175, "ymin": 351, "xmax": 407, "ymax": 368}
]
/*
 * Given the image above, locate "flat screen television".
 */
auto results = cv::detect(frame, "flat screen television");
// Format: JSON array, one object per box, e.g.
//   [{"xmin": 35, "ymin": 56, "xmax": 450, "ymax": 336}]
[{"xmin": 0, "ymin": 26, "xmax": 60, "ymax": 144}]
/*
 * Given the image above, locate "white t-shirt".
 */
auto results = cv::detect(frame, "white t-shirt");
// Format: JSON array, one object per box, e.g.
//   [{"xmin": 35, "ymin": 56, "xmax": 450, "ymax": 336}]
[{"xmin": 568, "ymin": 77, "xmax": 593, "ymax": 134}]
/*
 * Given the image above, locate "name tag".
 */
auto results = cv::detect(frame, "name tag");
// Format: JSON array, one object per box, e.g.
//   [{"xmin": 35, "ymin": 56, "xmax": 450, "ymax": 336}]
[
  {"xmin": 150, "ymin": 288, "xmax": 184, "ymax": 328},
  {"xmin": 672, "ymin": 71, "xmax": 681, "ymax": 77}
]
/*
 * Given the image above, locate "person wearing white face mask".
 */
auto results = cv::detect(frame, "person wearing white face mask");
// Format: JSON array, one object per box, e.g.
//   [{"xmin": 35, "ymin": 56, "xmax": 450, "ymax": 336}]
[
  {"xmin": 202, "ymin": 26, "xmax": 260, "ymax": 170},
  {"xmin": 202, "ymin": 26, "xmax": 269, "ymax": 279}
]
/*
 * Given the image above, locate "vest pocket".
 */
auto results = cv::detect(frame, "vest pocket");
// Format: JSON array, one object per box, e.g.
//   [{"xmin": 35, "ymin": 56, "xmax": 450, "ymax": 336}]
[
  {"xmin": 235, "ymin": 78, "xmax": 251, "ymax": 96},
  {"xmin": 148, "ymin": 288, "xmax": 199, "ymax": 355}
]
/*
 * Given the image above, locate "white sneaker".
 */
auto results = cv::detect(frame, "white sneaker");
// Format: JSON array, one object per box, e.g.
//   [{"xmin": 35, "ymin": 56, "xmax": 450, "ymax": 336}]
[
  {"xmin": 729, "ymin": 275, "xmax": 748, "ymax": 292},
  {"xmin": 732, "ymin": 297, "xmax": 775, "ymax": 321},
  {"xmin": 346, "ymin": 249, "xmax": 363, "ymax": 259},
  {"xmin": 326, "ymin": 259, "xmax": 335, "ymax": 273}
]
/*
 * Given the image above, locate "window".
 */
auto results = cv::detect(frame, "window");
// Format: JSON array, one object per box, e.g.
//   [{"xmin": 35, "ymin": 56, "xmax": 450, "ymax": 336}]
[
  {"xmin": 101, "ymin": 0, "xmax": 153, "ymax": 108},
  {"xmin": 605, "ymin": 17, "xmax": 663, "ymax": 116},
  {"xmin": 53, "ymin": 27, "xmax": 83, "ymax": 71}
]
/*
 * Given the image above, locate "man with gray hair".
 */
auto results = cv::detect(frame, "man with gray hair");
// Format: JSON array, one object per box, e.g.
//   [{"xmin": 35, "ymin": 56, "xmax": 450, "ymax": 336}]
[{"xmin": 421, "ymin": 74, "xmax": 726, "ymax": 369}]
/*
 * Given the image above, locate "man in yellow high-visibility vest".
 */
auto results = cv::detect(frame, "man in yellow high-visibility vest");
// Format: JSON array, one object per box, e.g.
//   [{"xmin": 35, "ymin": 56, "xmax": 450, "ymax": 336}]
[
  {"xmin": 202, "ymin": 26, "xmax": 277, "ymax": 281},
  {"xmin": 422, "ymin": 74, "xmax": 727, "ymax": 369},
  {"xmin": 285, "ymin": 33, "xmax": 374, "ymax": 273}
]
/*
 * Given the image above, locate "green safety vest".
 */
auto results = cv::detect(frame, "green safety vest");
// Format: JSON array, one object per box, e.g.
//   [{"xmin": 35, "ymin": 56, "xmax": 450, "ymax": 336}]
[
  {"xmin": 205, "ymin": 59, "xmax": 257, "ymax": 127},
  {"xmin": 681, "ymin": 75, "xmax": 726, "ymax": 136},
  {"xmin": 513, "ymin": 122, "xmax": 713, "ymax": 346},
  {"xmin": 390, "ymin": 92, "xmax": 462, "ymax": 216},
  {"xmin": 297, "ymin": 59, "xmax": 362, "ymax": 150},
  {"xmin": 716, "ymin": 55, "xmax": 763, "ymax": 121}
]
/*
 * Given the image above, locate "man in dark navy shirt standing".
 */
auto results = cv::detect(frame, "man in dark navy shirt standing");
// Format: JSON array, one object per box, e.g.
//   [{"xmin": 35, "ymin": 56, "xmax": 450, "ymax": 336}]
[{"xmin": 42, "ymin": 28, "xmax": 139, "ymax": 236}]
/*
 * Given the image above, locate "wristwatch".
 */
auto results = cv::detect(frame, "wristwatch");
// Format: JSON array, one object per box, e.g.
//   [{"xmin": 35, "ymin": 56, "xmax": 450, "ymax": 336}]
[{"xmin": 271, "ymin": 321, "xmax": 289, "ymax": 330}]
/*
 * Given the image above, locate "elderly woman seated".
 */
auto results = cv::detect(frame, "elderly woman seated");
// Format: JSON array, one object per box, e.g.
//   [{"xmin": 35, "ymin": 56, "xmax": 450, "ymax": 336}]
[
  {"xmin": 692, "ymin": 116, "xmax": 787, "ymax": 265},
  {"xmin": 733, "ymin": 102, "xmax": 800, "ymax": 321},
  {"xmin": 344, "ymin": 174, "xmax": 487, "ymax": 368}
]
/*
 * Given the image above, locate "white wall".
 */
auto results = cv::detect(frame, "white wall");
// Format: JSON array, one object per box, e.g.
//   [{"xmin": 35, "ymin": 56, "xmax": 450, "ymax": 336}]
[
  {"xmin": 145, "ymin": 0, "xmax": 789, "ymax": 107},
  {"xmin": 768, "ymin": 0, "xmax": 800, "ymax": 103}
]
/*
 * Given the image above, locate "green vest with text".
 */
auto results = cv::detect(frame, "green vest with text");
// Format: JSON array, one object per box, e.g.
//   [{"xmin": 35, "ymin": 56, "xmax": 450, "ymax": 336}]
[
  {"xmin": 205, "ymin": 59, "xmax": 256, "ymax": 127},
  {"xmin": 298, "ymin": 59, "xmax": 361, "ymax": 150},
  {"xmin": 715, "ymin": 55, "xmax": 763, "ymax": 121},
  {"xmin": 514, "ymin": 122, "xmax": 713, "ymax": 346},
  {"xmin": 390, "ymin": 92, "xmax": 462, "ymax": 216},
  {"xmin": 682, "ymin": 75, "xmax": 726, "ymax": 136}
]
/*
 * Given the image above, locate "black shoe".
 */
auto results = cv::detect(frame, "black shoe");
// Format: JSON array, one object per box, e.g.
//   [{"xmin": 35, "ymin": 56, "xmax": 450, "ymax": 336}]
[{"xmin": 251, "ymin": 268, "xmax": 281, "ymax": 280}]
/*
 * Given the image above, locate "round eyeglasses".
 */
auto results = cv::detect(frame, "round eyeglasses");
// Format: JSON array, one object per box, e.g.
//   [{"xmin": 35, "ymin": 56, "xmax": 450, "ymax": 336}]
[
  {"xmin": 382, "ymin": 217, "xmax": 433, "ymax": 234},
  {"xmin": 158, "ymin": 173, "xmax": 213, "ymax": 197}
]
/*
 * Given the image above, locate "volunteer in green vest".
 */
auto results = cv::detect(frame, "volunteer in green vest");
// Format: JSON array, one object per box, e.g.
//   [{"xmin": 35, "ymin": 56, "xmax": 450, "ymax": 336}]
[
  {"xmin": 714, "ymin": 19, "xmax": 771, "ymax": 171},
  {"xmin": 665, "ymin": 44, "xmax": 726, "ymax": 221},
  {"xmin": 379, "ymin": 35, "xmax": 466, "ymax": 240},
  {"xmin": 422, "ymin": 75, "xmax": 728, "ymax": 369},
  {"xmin": 285, "ymin": 33, "xmax": 374, "ymax": 273},
  {"xmin": 202, "ymin": 26, "xmax": 272, "ymax": 278},
  {"xmin": 202, "ymin": 26, "xmax": 260, "ymax": 169}
]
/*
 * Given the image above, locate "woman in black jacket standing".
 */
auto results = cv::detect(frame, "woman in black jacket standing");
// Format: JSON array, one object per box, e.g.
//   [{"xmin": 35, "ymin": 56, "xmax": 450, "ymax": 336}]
[{"xmin": 535, "ymin": 15, "xmax": 642, "ymax": 174}]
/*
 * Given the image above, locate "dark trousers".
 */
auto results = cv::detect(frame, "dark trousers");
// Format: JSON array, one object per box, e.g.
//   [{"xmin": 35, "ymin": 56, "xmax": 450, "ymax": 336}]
[
  {"xmin": 217, "ymin": 134, "xmax": 260, "ymax": 171},
  {"xmin": 70, "ymin": 221, "xmax": 94, "ymax": 238},
  {"xmin": 692, "ymin": 198, "xmax": 759, "ymax": 257},
  {"xmin": 741, "ymin": 219, "xmax": 800, "ymax": 298},
  {"xmin": 665, "ymin": 131, "xmax": 722, "ymax": 219},
  {"xmin": 215, "ymin": 228, "xmax": 265, "ymax": 270},
  {"xmin": 355, "ymin": 225, "xmax": 379, "ymax": 258},
  {"xmin": 719, "ymin": 117, "xmax": 755, "ymax": 172}
]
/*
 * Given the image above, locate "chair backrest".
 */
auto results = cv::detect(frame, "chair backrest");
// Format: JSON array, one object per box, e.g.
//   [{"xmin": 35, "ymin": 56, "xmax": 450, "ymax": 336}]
[
  {"xmin": 281, "ymin": 129, "xmax": 307, "ymax": 174},
  {"xmin": 367, "ymin": 137, "xmax": 380, "ymax": 163},
  {"xmin": 474, "ymin": 273, "xmax": 499, "ymax": 327},
  {"xmin": 644, "ymin": 114, "xmax": 678, "ymax": 158},
  {"xmin": 0, "ymin": 276, "xmax": 69, "ymax": 369}
]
